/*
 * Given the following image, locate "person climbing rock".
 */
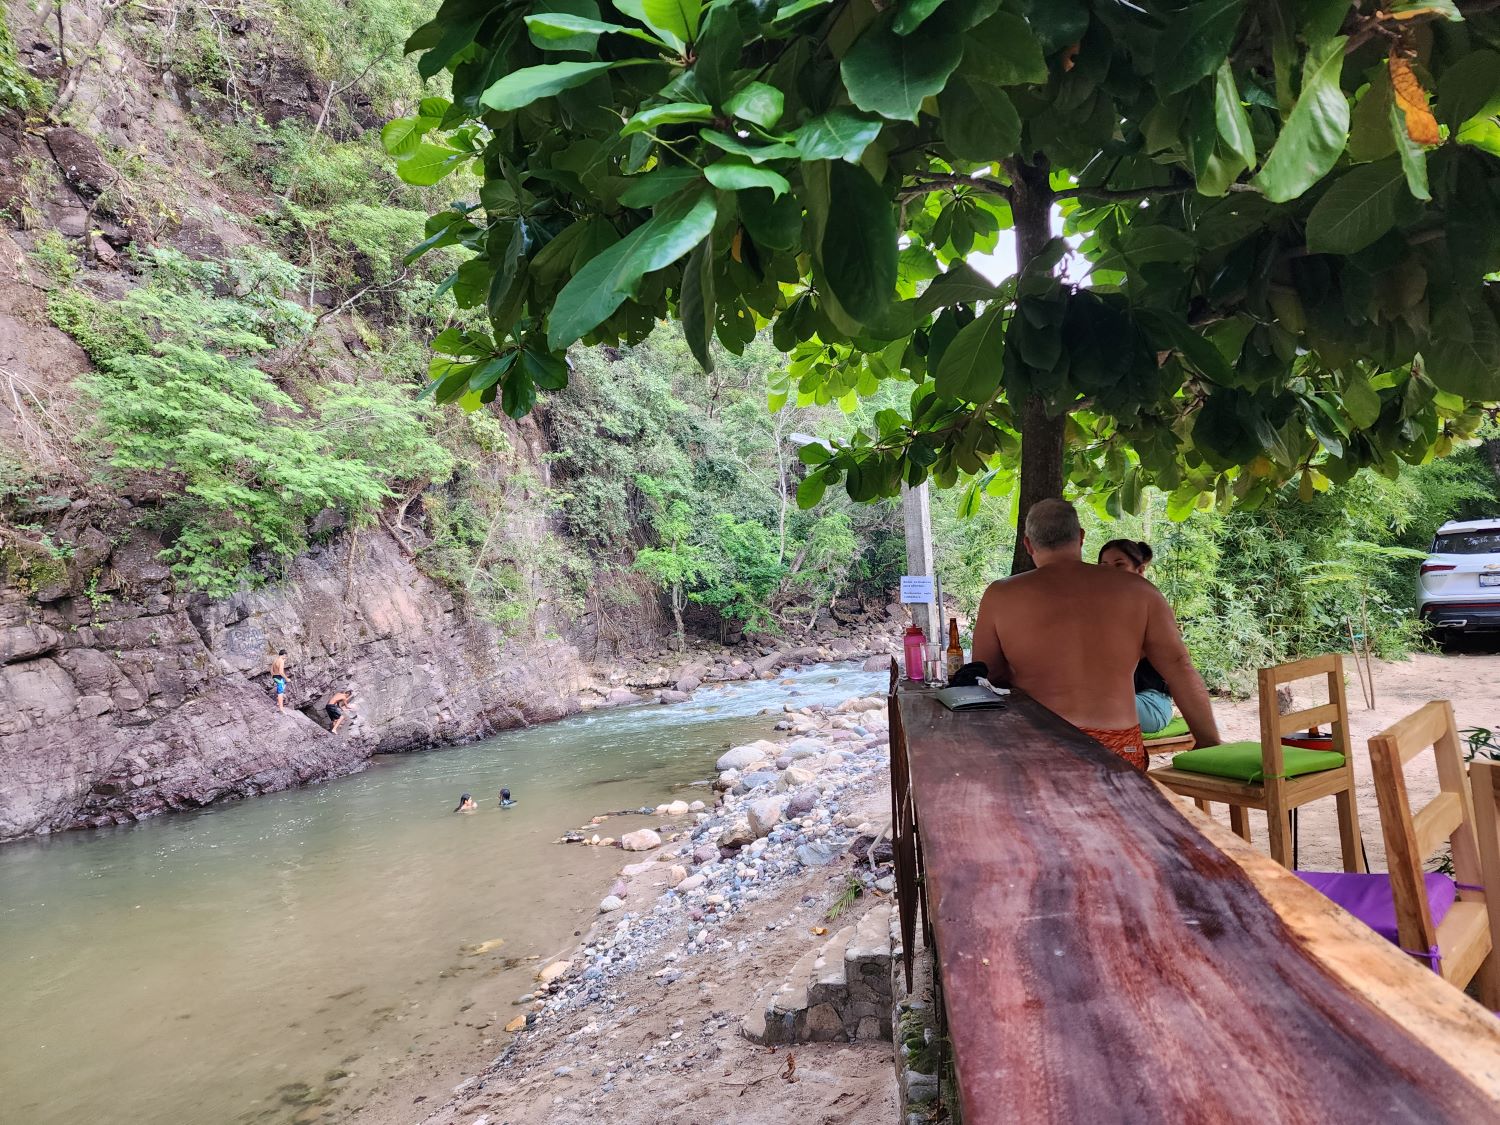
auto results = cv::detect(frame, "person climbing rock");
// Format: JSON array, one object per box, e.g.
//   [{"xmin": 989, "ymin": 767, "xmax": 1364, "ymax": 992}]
[
  {"xmin": 325, "ymin": 688, "xmax": 354, "ymax": 734},
  {"xmin": 269, "ymin": 650, "xmax": 289, "ymax": 713}
]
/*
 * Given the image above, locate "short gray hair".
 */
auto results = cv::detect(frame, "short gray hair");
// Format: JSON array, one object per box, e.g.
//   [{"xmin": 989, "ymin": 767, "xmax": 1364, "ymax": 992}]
[{"xmin": 1024, "ymin": 498, "xmax": 1082, "ymax": 551}]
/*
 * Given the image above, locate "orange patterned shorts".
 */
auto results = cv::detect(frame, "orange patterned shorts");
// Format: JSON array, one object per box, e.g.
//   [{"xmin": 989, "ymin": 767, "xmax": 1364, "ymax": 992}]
[{"xmin": 1080, "ymin": 725, "xmax": 1147, "ymax": 771}]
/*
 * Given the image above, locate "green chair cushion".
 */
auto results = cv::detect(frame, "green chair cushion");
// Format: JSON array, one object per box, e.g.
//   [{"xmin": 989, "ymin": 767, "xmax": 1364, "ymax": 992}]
[
  {"xmin": 1170, "ymin": 741, "xmax": 1345, "ymax": 783},
  {"xmin": 1144, "ymin": 715, "xmax": 1190, "ymax": 740}
]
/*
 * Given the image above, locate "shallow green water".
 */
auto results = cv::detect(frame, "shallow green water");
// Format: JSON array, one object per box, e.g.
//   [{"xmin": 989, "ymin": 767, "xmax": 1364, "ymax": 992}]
[{"xmin": 0, "ymin": 664, "xmax": 879, "ymax": 1125}]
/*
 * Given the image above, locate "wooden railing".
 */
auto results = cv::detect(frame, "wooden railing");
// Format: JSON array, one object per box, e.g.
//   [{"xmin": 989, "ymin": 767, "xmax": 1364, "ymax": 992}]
[{"xmin": 892, "ymin": 687, "xmax": 1500, "ymax": 1124}]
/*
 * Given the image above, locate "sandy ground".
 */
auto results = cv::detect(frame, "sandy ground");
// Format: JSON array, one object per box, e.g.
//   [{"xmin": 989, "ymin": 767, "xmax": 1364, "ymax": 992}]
[{"xmin": 1204, "ymin": 643, "xmax": 1500, "ymax": 870}]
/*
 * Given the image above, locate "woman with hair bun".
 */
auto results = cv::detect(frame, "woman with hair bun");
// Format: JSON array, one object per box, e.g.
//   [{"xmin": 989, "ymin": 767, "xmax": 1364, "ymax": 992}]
[{"xmin": 1097, "ymin": 539, "xmax": 1174, "ymax": 734}]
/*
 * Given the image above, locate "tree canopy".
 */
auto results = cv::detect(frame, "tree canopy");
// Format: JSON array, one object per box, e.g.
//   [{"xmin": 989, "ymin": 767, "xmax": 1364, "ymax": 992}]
[{"xmin": 392, "ymin": 0, "xmax": 1500, "ymax": 558}]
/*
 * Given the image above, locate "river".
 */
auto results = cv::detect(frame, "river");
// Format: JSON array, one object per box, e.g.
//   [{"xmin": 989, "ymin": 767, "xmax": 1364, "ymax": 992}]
[{"xmin": 0, "ymin": 663, "xmax": 880, "ymax": 1125}]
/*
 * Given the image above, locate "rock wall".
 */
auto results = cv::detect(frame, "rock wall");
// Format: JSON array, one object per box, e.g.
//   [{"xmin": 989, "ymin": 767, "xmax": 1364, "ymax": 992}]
[{"xmin": 0, "ymin": 527, "xmax": 589, "ymax": 840}]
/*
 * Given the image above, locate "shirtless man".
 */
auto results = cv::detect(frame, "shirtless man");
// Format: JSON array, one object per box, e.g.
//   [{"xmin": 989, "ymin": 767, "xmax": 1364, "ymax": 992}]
[
  {"xmin": 971, "ymin": 499, "xmax": 1220, "ymax": 770},
  {"xmin": 269, "ymin": 650, "xmax": 289, "ymax": 713},
  {"xmin": 326, "ymin": 688, "xmax": 354, "ymax": 734}
]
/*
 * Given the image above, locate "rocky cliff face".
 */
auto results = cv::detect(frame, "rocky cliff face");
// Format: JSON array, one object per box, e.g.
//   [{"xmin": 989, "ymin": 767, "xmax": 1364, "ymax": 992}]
[{"xmin": 0, "ymin": 525, "xmax": 591, "ymax": 840}]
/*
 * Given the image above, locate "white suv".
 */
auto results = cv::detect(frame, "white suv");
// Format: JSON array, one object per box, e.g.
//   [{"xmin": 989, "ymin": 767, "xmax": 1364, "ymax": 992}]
[{"xmin": 1419, "ymin": 518, "xmax": 1500, "ymax": 636}]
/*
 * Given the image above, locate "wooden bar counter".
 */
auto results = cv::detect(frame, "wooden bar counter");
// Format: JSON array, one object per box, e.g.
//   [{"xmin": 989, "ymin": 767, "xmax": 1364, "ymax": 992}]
[{"xmin": 896, "ymin": 689, "xmax": 1500, "ymax": 1124}]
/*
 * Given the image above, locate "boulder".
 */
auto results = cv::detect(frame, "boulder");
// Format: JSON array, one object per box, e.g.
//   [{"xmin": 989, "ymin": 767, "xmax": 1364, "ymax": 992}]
[
  {"xmin": 716, "ymin": 741, "xmax": 775, "ymax": 771},
  {"xmin": 747, "ymin": 797, "xmax": 786, "ymax": 838},
  {"xmin": 751, "ymin": 652, "xmax": 783, "ymax": 676},
  {"xmin": 738, "ymin": 770, "xmax": 777, "ymax": 792},
  {"xmin": 598, "ymin": 895, "xmax": 625, "ymax": 913},
  {"xmin": 667, "ymin": 865, "xmax": 688, "ymax": 887},
  {"xmin": 782, "ymin": 738, "xmax": 824, "ymax": 759},
  {"xmin": 719, "ymin": 821, "xmax": 754, "ymax": 849},
  {"xmin": 620, "ymin": 860, "xmax": 655, "ymax": 877},
  {"xmin": 862, "ymin": 655, "xmax": 889, "ymax": 672},
  {"xmin": 676, "ymin": 873, "xmax": 706, "ymax": 894},
  {"xmin": 658, "ymin": 689, "xmax": 691, "ymax": 704},
  {"xmin": 777, "ymin": 766, "xmax": 817, "ymax": 792},
  {"xmin": 675, "ymin": 674, "xmax": 701, "ymax": 694},
  {"xmin": 689, "ymin": 800, "xmax": 705, "ymax": 812},
  {"xmin": 692, "ymin": 844, "xmax": 719, "ymax": 865},
  {"xmin": 620, "ymin": 828, "xmax": 662, "ymax": 852},
  {"xmin": 535, "ymin": 960, "xmax": 572, "ymax": 984},
  {"xmin": 663, "ymin": 799, "xmax": 690, "ymax": 816},
  {"xmin": 784, "ymin": 788, "xmax": 818, "ymax": 819},
  {"xmin": 796, "ymin": 840, "xmax": 842, "ymax": 867},
  {"xmin": 604, "ymin": 688, "xmax": 643, "ymax": 706}
]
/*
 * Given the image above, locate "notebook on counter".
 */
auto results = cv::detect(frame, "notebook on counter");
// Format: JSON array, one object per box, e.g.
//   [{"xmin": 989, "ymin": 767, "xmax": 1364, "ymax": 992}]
[{"xmin": 935, "ymin": 684, "xmax": 1010, "ymax": 712}]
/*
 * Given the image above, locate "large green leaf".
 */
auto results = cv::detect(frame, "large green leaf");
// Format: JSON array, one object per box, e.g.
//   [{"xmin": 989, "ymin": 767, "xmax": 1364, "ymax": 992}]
[
  {"xmin": 620, "ymin": 102, "xmax": 715, "ymax": 135},
  {"xmin": 724, "ymin": 82, "xmax": 785, "ymax": 128},
  {"xmin": 547, "ymin": 188, "xmax": 718, "ymax": 348},
  {"xmin": 704, "ymin": 159, "xmax": 790, "ymax": 198},
  {"xmin": 939, "ymin": 79, "xmax": 1019, "ymax": 162},
  {"xmin": 701, "ymin": 129, "xmax": 800, "ymax": 162},
  {"xmin": 641, "ymin": 0, "xmax": 701, "ymax": 42},
  {"xmin": 893, "ymin": 0, "xmax": 948, "ymax": 35},
  {"xmin": 739, "ymin": 189, "xmax": 802, "ymax": 250},
  {"xmin": 1305, "ymin": 158, "xmax": 1407, "ymax": 254},
  {"xmin": 524, "ymin": 12, "xmax": 670, "ymax": 48},
  {"xmin": 841, "ymin": 14, "xmax": 964, "ymax": 122},
  {"xmin": 381, "ymin": 115, "xmax": 438, "ymax": 156},
  {"xmin": 618, "ymin": 165, "xmax": 703, "ymax": 207},
  {"xmin": 1155, "ymin": 0, "xmax": 1245, "ymax": 97},
  {"xmin": 482, "ymin": 60, "xmax": 641, "ymax": 111},
  {"xmin": 915, "ymin": 262, "xmax": 999, "ymax": 314},
  {"xmin": 935, "ymin": 305, "xmax": 1005, "ymax": 401},
  {"xmin": 793, "ymin": 109, "xmax": 883, "ymax": 162},
  {"xmin": 819, "ymin": 162, "xmax": 898, "ymax": 322},
  {"xmin": 1251, "ymin": 36, "xmax": 1349, "ymax": 203},
  {"xmin": 1425, "ymin": 299, "xmax": 1500, "ymax": 399},
  {"xmin": 1214, "ymin": 60, "xmax": 1256, "ymax": 170},
  {"xmin": 395, "ymin": 142, "xmax": 468, "ymax": 186},
  {"xmin": 961, "ymin": 13, "xmax": 1046, "ymax": 87},
  {"xmin": 679, "ymin": 237, "xmax": 716, "ymax": 371}
]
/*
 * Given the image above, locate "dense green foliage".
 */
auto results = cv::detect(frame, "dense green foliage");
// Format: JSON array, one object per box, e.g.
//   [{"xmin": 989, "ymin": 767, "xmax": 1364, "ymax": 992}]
[
  {"xmin": 59, "ymin": 250, "xmax": 449, "ymax": 595},
  {"xmin": 552, "ymin": 329, "xmax": 903, "ymax": 637},
  {"xmin": 932, "ymin": 441, "xmax": 1500, "ymax": 691},
  {"xmin": 397, "ymin": 0, "xmax": 1499, "ymax": 533},
  {"xmin": 0, "ymin": 12, "xmax": 44, "ymax": 114}
]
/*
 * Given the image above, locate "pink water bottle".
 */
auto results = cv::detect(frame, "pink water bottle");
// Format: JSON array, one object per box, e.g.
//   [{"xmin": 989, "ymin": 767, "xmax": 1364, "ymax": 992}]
[{"xmin": 903, "ymin": 625, "xmax": 927, "ymax": 682}]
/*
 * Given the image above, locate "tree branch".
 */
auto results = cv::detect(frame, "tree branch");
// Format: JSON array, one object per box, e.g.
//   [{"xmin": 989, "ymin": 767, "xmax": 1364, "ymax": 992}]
[
  {"xmin": 1054, "ymin": 182, "xmax": 1193, "ymax": 203},
  {"xmin": 898, "ymin": 173, "xmax": 1012, "ymax": 201}
]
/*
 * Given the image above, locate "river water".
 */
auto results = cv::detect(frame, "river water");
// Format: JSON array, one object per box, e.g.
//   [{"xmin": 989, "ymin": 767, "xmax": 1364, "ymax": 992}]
[{"xmin": 0, "ymin": 663, "xmax": 880, "ymax": 1125}]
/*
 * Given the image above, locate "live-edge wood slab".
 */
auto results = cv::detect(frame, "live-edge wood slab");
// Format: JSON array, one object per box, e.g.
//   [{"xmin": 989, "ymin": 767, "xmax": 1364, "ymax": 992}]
[{"xmin": 898, "ymin": 690, "xmax": 1500, "ymax": 1125}]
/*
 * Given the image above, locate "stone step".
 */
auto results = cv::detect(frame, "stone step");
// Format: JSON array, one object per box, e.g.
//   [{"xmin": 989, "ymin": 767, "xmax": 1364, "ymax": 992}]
[
  {"xmin": 759, "ymin": 944, "xmax": 821, "ymax": 1045},
  {"xmin": 805, "ymin": 924, "xmax": 854, "ymax": 1011},
  {"xmin": 741, "ymin": 902, "xmax": 898, "ymax": 1046}
]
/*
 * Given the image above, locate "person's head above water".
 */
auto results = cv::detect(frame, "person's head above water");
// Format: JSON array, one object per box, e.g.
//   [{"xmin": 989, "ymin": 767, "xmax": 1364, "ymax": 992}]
[
  {"xmin": 1098, "ymin": 539, "xmax": 1153, "ymax": 575},
  {"xmin": 500, "ymin": 788, "xmax": 511, "ymax": 800},
  {"xmin": 454, "ymin": 792, "xmax": 474, "ymax": 812},
  {"xmin": 1022, "ymin": 499, "xmax": 1084, "ymax": 564}
]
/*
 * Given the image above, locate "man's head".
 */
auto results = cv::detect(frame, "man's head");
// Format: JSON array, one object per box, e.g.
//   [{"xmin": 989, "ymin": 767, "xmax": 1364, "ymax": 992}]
[
  {"xmin": 1023, "ymin": 499, "xmax": 1084, "ymax": 564},
  {"xmin": 278, "ymin": 649, "xmax": 287, "ymax": 656}
]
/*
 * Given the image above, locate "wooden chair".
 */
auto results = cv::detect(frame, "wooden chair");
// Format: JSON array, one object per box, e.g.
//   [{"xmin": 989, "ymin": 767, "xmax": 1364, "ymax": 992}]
[
  {"xmin": 1143, "ymin": 715, "xmax": 1194, "ymax": 757},
  {"xmin": 1150, "ymin": 655, "xmax": 1365, "ymax": 872},
  {"xmin": 1299, "ymin": 703, "xmax": 1500, "ymax": 1006}
]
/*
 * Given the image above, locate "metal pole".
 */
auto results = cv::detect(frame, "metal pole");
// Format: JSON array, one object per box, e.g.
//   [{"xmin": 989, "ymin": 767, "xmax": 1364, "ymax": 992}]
[{"xmin": 902, "ymin": 481, "xmax": 937, "ymax": 640}]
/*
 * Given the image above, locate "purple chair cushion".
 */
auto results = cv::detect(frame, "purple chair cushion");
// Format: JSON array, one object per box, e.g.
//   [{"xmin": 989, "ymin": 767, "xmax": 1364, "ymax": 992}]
[{"xmin": 1297, "ymin": 870, "xmax": 1458, "ymax": 945}]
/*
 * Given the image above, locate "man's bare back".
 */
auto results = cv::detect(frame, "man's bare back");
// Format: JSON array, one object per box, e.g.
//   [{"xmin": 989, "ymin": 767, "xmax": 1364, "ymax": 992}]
[{"xmin": 971, "ymin": 501, "xmax": 1220, "ymax": 752}]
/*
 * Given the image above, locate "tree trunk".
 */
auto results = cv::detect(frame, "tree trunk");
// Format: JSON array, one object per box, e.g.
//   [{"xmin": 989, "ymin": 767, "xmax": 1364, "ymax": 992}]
[
  {"xmin": 1007, "ymin": 155, "xmax": 1066, "ymax": 575},
  {"xmin": 670, "ymin": 585, "xmax": 686, "ymax": 651}
]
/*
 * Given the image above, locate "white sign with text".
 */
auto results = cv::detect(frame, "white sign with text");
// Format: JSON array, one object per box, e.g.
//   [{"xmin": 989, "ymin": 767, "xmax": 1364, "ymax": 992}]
[{"xmin": 899, "ymin": 575, "xmax": 935, "ymax": 604}]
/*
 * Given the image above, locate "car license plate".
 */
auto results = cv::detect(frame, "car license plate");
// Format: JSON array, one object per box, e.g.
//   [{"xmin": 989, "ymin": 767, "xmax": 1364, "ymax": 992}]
[{"xmin": 1481, "ymin": 574, "xmax": 1500, "ymax": 587}]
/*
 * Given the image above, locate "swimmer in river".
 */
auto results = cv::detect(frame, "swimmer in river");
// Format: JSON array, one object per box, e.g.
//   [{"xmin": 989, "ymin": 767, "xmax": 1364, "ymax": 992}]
[
  {"xmin": 499, "ymin": 788, "xmax": 516, "ymax": 809},
  {"xmin": 270, "ymin": 650, "xmax": 289, "ymax": 713},
  {"xmin": 454, "ymin": 793, "xmax": 477, "ymax": 813}
]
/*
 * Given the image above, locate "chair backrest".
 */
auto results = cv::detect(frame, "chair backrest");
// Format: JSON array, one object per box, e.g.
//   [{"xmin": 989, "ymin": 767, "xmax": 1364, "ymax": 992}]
[
  {"xmin": 1367, "ymin": 701, "xmax": 1492, "ymax": 981},
  {"xmin": 1471, "ymin": 759, "xmax": 1500, "ymax": 970},
  {"xmin": 1255, "ymin": 654, "xmax": 1351, "ymax": 781}
]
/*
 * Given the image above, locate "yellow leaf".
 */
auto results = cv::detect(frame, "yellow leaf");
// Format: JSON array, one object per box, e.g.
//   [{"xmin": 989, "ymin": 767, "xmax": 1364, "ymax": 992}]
[
  {"xmin": 730, "ymin": 228, "xmax": 744, "ymax": 263},
  {"xmin": 1389, "ymin": 54, "xmax": 1440, "ymax": 146}
]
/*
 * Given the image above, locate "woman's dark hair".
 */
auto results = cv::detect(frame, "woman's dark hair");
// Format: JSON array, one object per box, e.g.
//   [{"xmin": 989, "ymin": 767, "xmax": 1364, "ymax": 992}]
[
  {"xmin": 500, "ymin": 788, "xmax": 511, "ymax": 799},
  {"xmin": 1098, "ymin": 539, "xmax": 1153, "ymax": 568},
  {"xmin": 454, "ymin": 793, "xmax": 471, "ymax": 812}
]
